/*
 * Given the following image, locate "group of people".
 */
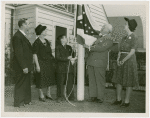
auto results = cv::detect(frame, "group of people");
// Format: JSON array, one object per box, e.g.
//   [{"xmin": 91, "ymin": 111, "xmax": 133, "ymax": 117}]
[
  {"xmin": 11, "ymin": 17, "xmax": 139, "ymax": 108},
  {"xmin": 12, "ymin": 18, "xmax": 76, "ymax": 107}
]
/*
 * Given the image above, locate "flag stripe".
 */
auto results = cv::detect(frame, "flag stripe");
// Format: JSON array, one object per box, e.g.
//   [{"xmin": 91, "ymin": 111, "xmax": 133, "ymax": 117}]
[
  {"xmin": 77, "ymin": 29, "xmax": 97, "ymax": 46},
  {"xmin": 84, "ymin": 5, "xmax": 101, "ymax": 31}
]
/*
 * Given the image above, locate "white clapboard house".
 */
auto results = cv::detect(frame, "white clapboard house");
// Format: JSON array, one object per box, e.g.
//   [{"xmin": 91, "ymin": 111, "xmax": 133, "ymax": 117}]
[
  {"xmin": 5, "ymin": 4, "xmax": 108, "ymax": 49},
  {"xmin": 5, "ymin": 4, "xmax": 109, "ymax": 85}
]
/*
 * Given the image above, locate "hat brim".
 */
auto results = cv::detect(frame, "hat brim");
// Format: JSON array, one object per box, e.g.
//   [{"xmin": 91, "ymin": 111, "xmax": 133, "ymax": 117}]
[
  {"xmin": 124, "ymin": 17, "xmax": 129, "ymax": 21},
  {"xmin": 35, "ymin": 25, "xmax": 47, "ymax": 35},
  {"xmin": 42, "ymin": 26, "xmax": 47, "ymax": 31},
  {"xmin": 124, "ymin": 18, "xmax": 137, "ymax": 31}
]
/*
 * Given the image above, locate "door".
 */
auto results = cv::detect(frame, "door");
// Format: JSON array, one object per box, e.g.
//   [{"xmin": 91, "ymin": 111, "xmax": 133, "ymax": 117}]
[{"xmin": 55, "ymin": 26, "xmax": 67, "ymax": 47}]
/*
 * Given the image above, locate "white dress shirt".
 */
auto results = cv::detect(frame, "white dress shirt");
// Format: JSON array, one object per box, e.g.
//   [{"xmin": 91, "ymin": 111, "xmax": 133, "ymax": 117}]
[{"xmin": 19, "ymin": 29, "xmax": 26, "ymax": 36}]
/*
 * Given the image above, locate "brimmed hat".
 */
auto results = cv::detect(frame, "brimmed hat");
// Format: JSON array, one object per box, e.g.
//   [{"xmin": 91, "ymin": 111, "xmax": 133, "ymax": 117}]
[
  {"xmin": 124, "ymin": 17, "xmax": 137, "ymax": 31},
  {"xmin": 35, "ymin": 24, "xmax": 47, "ymax": 35}
]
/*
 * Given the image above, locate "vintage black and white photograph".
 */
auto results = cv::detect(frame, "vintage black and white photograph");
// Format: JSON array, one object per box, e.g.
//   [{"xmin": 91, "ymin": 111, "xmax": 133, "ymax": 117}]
[{"xmin": 2, "ymin": 1, "xmax": 148, "ymax": 117}]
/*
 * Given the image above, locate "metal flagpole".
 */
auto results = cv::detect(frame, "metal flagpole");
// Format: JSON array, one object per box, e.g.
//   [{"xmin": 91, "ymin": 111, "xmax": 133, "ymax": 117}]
[{"xmin": 76, "ymin": 4, "xmax": 85, "ymax": 101}]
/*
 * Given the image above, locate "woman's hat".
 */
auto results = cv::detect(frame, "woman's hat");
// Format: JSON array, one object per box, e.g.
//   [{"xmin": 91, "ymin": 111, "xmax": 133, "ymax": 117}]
[
  {"xmin": 124, "ymin": 17, "xmax": 137, "ymax": 31},
  {"xmin": 35, "ymin": 24, "xmax": 47, "ymax": 35}
]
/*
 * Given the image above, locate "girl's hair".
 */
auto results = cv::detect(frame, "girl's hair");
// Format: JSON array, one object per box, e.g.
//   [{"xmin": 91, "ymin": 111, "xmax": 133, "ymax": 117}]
[{"xmin": 56, "ymin": 34, "xmax": 66, "ymax": 46}]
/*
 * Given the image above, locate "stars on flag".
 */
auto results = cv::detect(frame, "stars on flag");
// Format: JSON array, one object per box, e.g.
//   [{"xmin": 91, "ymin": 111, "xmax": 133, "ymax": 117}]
[
  {"xmin": 76, "ymin": 5, "xmax": 98, "ymax": 36},
  {"xmin": 84, "ymin": 24, "xmax": 87, "ymax": 26}
]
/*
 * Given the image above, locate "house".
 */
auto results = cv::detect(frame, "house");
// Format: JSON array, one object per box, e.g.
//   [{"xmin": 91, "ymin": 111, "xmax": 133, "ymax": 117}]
[
  {"xmin": 5, "ymin": 4, "xmax": 108, "ymax": 49},
  {"xmin": 5, "ymin": 4, "xmax": 109, "ymax": 85}
]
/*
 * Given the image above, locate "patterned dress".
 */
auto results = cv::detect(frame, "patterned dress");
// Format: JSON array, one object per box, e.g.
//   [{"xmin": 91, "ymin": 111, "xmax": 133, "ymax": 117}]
[
  {"xmin": 32, "ymin": 38, "xmax": 56, "ymax": 88},
  {"xmin": 112, "ymin": 33, "xmax": 139, "ymax": 87}
]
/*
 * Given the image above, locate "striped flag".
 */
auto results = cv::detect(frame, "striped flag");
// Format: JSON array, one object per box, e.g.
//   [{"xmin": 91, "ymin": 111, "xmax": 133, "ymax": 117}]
[{"xmin": 76, "ymin": 4, "xmax": 101, "ymax": 46}]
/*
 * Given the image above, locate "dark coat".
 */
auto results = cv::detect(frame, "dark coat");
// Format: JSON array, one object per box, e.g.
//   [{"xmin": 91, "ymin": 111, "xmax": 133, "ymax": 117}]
[
  {"xmin": 11, "ymin": 30, "xmax": 33, "ymax": 74},
  {"xmin": 55, "ymin": 44, "xmax": 75, "ymax": 73},
  {"xmin": 86, "ymin": 34, "xmax": 113, "ymax": 68},
  {"xmin": 32, "ymin": 38, "xmax": 56, "ymax": 88}
]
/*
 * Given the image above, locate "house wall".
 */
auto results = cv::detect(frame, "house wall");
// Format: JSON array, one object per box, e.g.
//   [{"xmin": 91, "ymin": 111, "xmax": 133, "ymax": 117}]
[
  {"xmin": 5, "ymin": 8, "xmax": 12, "ymax": 44},
  {"xmin": 5, "ymin": 4, "xmax": 110, "ymax": 85},
  {"xmin": 35, "ymin": 5, "xmax": 74, "ymax": 49},
  {"xmin": 11, "ymin": 4, "xmax": 109, "ymax": 48},
  {"xmin": 13, "ymin": 5, "xmax": 37, "ymax": 44}
]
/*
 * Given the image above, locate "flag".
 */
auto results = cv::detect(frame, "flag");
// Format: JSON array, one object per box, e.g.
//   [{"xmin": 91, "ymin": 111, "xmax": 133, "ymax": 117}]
[{"xmin": 76, "ymin": 4, "xmax": 101, "ymax": 46}]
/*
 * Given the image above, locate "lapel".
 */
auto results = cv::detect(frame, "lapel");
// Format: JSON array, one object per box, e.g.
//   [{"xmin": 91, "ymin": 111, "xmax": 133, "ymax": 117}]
[
  {"xmin": 95, "ymin": 35, "xmax": 105, "ymax": 45},
  {"xmin": 100, "ymin": 34, "xmax": 109, "ymax": 42},
  {"xmin": 61, "ymin": 44, "xmax": 69, "ymax": 56},
  {"xmin": 18, "ymin": 30, "xmax": 32, "ymax": 49},
  {"xmin": 95, "ymin": 35, "xmax": 109, "ymax": 47}
]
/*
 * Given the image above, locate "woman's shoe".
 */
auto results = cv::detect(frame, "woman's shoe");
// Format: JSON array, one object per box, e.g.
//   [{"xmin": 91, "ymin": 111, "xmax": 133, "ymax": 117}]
[
  {"xmin": 112, "ymin": 100, "xmax": 122, "ymax": 105},
  {"xmin": 88, "ymin": 97, "xmax": 97, "ymax": 102},
  {"xmin": 45, "ymin": 95, "xmax": 54, "ymax": 100},
  {"xmin": 120, "ymin": 103, "xmax": 130, "ymax": 107},
  {"xmin": 96, "ymin": 99, "xmax": 103, "ymax": 103},
  {"xmin": 39, "ymin": 97, "xmax": 46, "ymax": 102},
  {"xmin": 24, "ymin": 102, "xmax": 32, "ymax": 106}
]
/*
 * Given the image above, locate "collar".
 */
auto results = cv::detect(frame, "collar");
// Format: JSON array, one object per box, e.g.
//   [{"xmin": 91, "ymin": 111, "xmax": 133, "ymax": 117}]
[
  {"xmin": 19, "ymin": 29, "xmax": 26, "ymax": 36},
  {"xmin": 98, "ymin": 34, "xmax": 109, "ymax": 42},
  {"xmin": 99, "ymin": 33, "xmax": 107, "ymax": 37},
  {"xmin": 62, "ymin": 44, "xmax": 66, "ymax": 48},
  {"xmin": 102, "ymin": 34, "xmax": 107, "ymax": 37},
  {"xmin": 36, "ymin": 36, "xmax": 39, "ymax": 39}
]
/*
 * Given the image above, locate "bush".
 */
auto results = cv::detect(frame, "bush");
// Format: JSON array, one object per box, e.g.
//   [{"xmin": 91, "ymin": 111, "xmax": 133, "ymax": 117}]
[{"xmin": 5, "ymin": 43, "xmax": 14, "ymax": 86}]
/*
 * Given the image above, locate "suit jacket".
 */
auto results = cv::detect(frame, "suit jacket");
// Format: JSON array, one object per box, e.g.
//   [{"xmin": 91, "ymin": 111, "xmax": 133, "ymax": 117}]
[
  {"xmin": 55, "ymin": 44, "xmax": 75, "ymax": 73},
  {"xmin": 86, "ymin": 34, "xmax": 113, "ymax": 68},
  {"xmin": 11, "ymin": 30, "xmax": 33, "ymax": 73}
]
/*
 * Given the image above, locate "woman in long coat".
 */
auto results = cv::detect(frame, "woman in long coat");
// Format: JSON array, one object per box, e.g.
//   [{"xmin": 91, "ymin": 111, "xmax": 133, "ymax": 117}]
[
  {"xmin": 33, "ymin": 24, "xmax": 55, "ymax": 102},
  {"xmin": 55, "ymin": 35, "xmax": 76, "ymax": 102},
  {"xmin": 112, "ymin": 18, "xmax": 139, "ymax": 107}
]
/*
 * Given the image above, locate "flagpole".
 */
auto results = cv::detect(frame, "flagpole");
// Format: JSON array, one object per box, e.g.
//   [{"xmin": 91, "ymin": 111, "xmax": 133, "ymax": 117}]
[
  {"xmin": 77, "ymin": 44, "xmax": 85, "ymax": 101},
  {"xmin": 75, "ymin": 4, "xmax": 85, "ymax": 101},
  {"xmin": 74, "ymin": 4, "xmax": 77, "ymax": 37}
]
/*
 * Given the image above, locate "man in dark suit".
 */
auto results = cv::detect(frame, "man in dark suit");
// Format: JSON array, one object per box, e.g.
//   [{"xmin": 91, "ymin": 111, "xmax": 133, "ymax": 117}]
[
  {"xmin": 12, "ymin": 18, "xmax": 33, "ymax": 107},
  {"xmin": 84, "ymin": 24, "xmax": 113, "ymax": 103}
]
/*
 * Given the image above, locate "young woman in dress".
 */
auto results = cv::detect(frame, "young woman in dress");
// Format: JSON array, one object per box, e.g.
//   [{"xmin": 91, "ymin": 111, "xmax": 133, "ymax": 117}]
[
  {"xmin": 112, "ymin": 18, "xmax": 139, "ymax": 107},
  {"xmin": 33, "ymin": 24, "xmax": 55, "ymax": 102}
]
